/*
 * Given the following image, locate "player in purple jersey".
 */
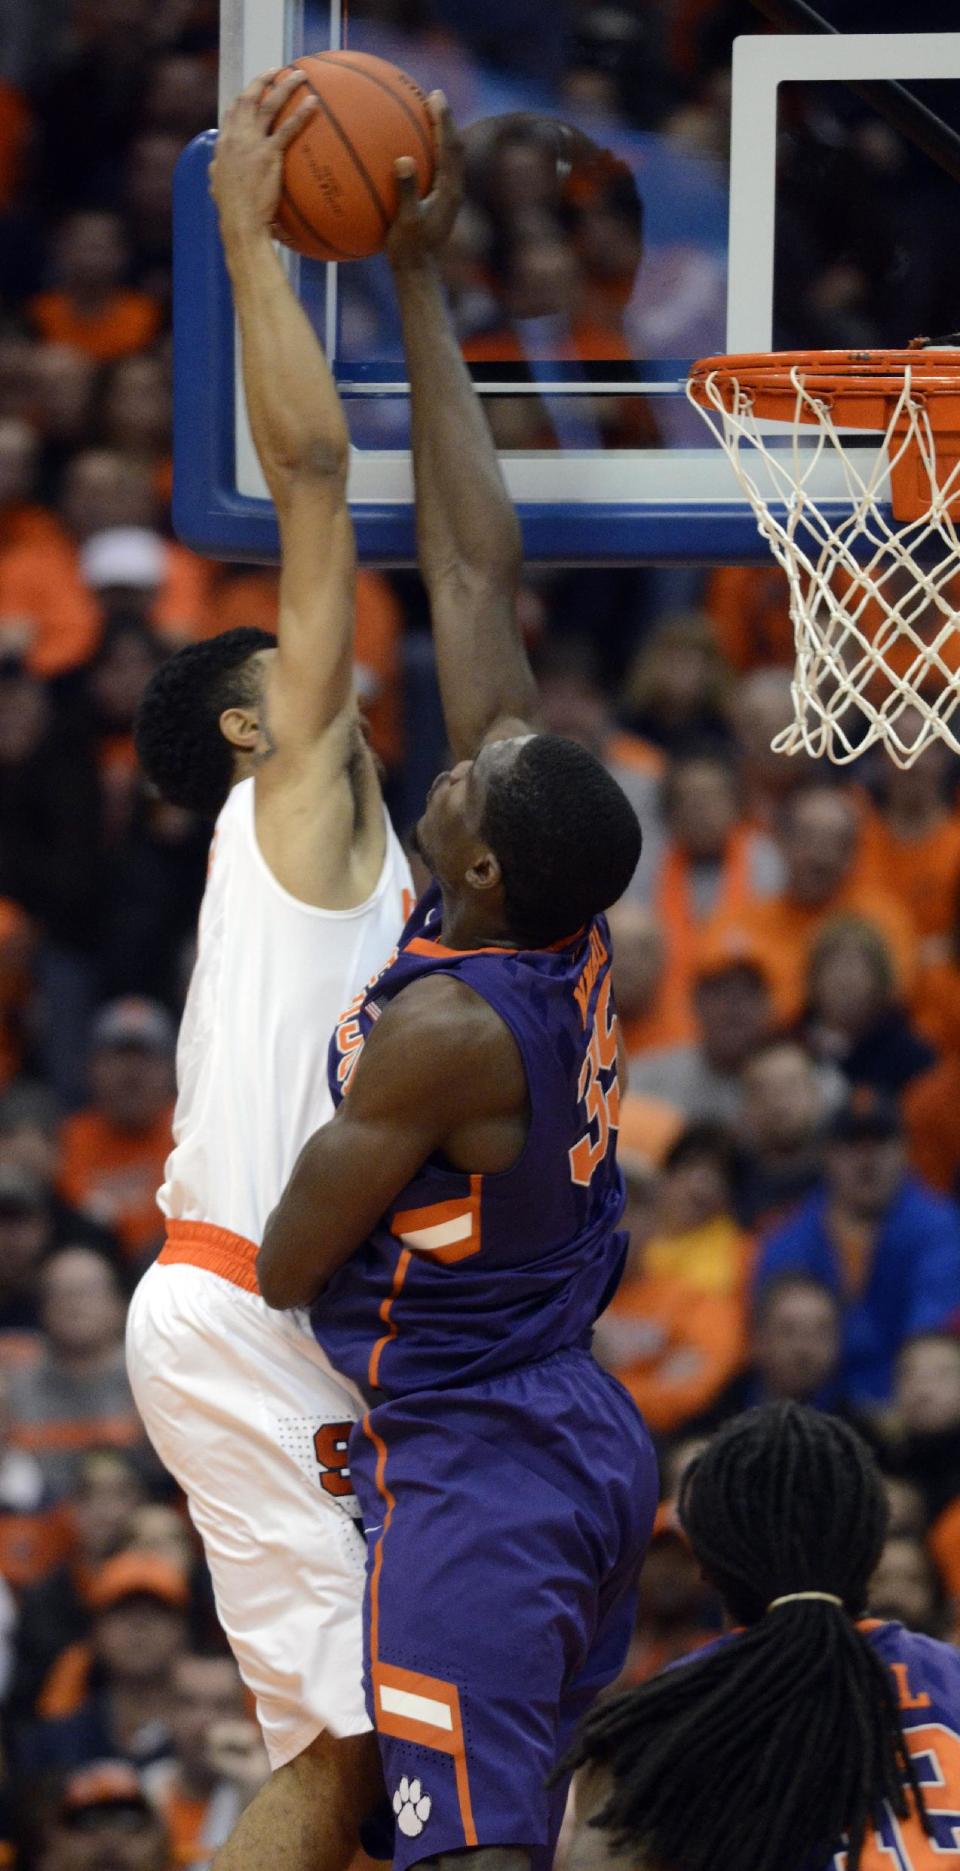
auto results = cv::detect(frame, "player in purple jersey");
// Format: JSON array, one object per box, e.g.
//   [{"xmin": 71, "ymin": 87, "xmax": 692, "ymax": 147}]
[
  {"xmin": 566, "ymin": 1401, "xmax": 960, "ymax": 1871},
  {"xmin": 257, "ymin": 107, "xmax": 657, "ymax": 1871}
]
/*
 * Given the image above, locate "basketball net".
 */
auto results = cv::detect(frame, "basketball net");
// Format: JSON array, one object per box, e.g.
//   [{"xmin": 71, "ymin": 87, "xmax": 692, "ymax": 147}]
[{"xmin": 687, "ymin": 350, "xmax": 960, "ymax": 768}]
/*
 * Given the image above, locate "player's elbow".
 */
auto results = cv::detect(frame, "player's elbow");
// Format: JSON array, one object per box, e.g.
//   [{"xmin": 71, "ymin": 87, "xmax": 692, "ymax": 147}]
[{"xmin": 257, "ymin": 1219, "xmax": 310, "ymax": 1311}]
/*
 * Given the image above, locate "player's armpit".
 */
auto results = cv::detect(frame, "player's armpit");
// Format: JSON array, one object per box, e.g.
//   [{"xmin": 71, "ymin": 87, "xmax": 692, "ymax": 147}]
[{"xmin": 257, "ymin": 974, "xmax": 526, "ymax": 1310}]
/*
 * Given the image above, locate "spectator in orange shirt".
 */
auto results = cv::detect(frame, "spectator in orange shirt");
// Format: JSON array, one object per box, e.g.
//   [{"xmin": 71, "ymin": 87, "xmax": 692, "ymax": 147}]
[
  {"xmin": 705, "ymin": 786, "xmax": 917, "ymax": 1026},
  {"xmin": 596, "ymin": 1124, "xmax": 752, "ymax": 1436},
  {"xmin": 28, "ymin": 213, "xmax": 162, "ymax": 363},
  {"xmin": 857, "ymin": 704, "xmax": 960, "ymax": 956},
  {"xmin": 628, "ymin": 930, "xmax": 774, "ymax": 1124},
  {"xmin": 634, "ymin": 747, "xmax": 782, "ymax": 1043},
  {"xmin": 0, "ymin": 452, "xmax": 210, "ymax": 679},
  {"xmin": 59, "ymin": 998, "xmax": 174, "ymax": 1262},
  {"xmin": 904, "ymin": 1050, "xmax": 960, "ymax": 1196},
  {"xmin": 144, "ymin": 1650, "xmax": 270, "ymax": 1869}
]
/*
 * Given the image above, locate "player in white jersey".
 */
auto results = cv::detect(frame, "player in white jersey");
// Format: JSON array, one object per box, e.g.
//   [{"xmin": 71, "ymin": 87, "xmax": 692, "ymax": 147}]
[{"xmin": 125, "ymin": 70, "xmax": 413, "ymax": 1871}]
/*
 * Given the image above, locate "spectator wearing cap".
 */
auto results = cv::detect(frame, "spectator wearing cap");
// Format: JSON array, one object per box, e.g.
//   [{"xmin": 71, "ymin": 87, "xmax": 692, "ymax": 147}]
[
  {"xmin": 596, "ymin": 1124, "xmax": 751, "ymax": 1436},
  {"xmin": 704, "ymin": 786, "xmax": 916, "ymax": 1027},
  {"xmin": 628, "ymin": 927, "xmax": 774, "ymax": 1123},
  {"xmin": 0, "ymin": 1361, "xmax": 69, "ymax": 1598},
  {"xmin": 144, "ymin": 1649, "xmax": 270, "ymax": 1869},
  {"xmin": 15, "ymin": 1552, "xmax": 188, "ymax": 1777},
  {"xmin": 798, "ymin": 914, "xmax": 935, "ymax": 1099},
  {"xmin": 754, "ymin": 1088, "xmax": 960, "ymax": 1405},
  {"xmin": 36, "ymin": 1761, "xmax": 173, "ymax": 1871},
  {"xmin": 8, "ymin": 1448, "xmax": 146, "ymax": 1723},
  {"xmin": 735, "ymin": 1038, "xmax": 838, "ymax": 1231},
  {"xmin": 58, "ymin": 998, "xmax": 174, "ymax": 1262},
  {"xmin": 7, "ymin": 1247, "xmax": 144, "ymax": 1497}
]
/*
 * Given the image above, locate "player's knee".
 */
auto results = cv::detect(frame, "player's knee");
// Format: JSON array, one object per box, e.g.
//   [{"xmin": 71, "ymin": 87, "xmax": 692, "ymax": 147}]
[{"xmin": 409, "ymin": 1850, "xmax": 531, "ymax": 1871}]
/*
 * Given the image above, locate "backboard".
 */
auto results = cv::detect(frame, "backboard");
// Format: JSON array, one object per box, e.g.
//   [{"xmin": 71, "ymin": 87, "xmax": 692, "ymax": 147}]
[{"xmin": 173, "ymin": 2, "xmax": 960, "ymax": 564}]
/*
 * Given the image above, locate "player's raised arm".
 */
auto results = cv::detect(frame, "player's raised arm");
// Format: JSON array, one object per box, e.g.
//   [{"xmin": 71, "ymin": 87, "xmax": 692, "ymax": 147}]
[
  {"xmin": 211, "ymin": 72, "xmax": 383, "ymax": 901},
  {"xmin": 257, "ymin": 975, "xmax": 525, "ymax": 1309},
  {"xmin": 387, "ymin": 99, "xmax": 538, "ymax": 761}
]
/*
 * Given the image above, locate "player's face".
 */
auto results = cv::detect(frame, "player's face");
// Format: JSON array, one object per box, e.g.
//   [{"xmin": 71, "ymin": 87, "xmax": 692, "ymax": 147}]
[{"xmin": 415, "ymin": 737, "xmax": 528, "ymax": 884}]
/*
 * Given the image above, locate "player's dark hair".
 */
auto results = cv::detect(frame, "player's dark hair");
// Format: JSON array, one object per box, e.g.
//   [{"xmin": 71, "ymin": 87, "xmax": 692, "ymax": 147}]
[
  {"xmin": 562, "ymin": 1403, "xmax": 929, "ymax": 1871},
  {"xmin": 480, "ymin": 734, "xmax": 641, "ymax": 945},
  {"xmin": 134, "ymin": 628, "xmax": 275, "ymax": 818}
]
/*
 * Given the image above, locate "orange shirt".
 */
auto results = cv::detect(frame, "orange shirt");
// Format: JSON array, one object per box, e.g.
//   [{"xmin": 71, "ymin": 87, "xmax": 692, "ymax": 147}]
[
  {"xmin": 623, "ymin": 829, "xmax": 767, "ymax": 1056},
  {"xmin": 0, "ymin": 1498, "xmax": 71, "ymax": 1596},
  {"xmin": 156, "ymin": 1783, "xmax": 210, "ymax": 1869},
  {"xmin": 904, "ymin": 1055, "xmax": 960, "ymax": 1196},
  {"xmin": 58, "ymin": 1106, "xmax": 173, "ymax": 1258},
  {"xmin": 600, "ymin": 1270, "xmax": 746, "ymax": 1436},
  {"xmin": 0, "ymin": 529, "xmax": 210, "ymax": 677},
  {"xmin": 703, "ymin": 883, "xmax": 917, "ymax": 1026},
  {"xmin": 704, "ymin": 564, "xmax": 794, "ymax": 671},
  {"xmin": 28, "ymin": 289, "xmax": 162, "ymax": 362},
  {"xmin": 856, "ymin": 810, "xmax": 960, "ymax": 943}
]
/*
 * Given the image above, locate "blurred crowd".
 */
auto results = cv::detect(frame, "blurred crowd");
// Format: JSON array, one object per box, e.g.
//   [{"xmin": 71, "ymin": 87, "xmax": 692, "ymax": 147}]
[{"xmin": 1, "ymin": 0, "xmax": 959, "ymax": 1866}]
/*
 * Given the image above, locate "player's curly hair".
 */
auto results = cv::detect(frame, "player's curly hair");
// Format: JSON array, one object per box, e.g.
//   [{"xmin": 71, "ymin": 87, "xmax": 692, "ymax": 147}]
[
  {"xmin": 562, "ymin": 1403, "xmax": 930, "ymax": 1871},
  {"xmin": 134, "ymin": 628, "xmax": 275, "ymax": 819},
  {"xmin": 480, "ymin": 734, "xmax": 641, "ymax": 946}
]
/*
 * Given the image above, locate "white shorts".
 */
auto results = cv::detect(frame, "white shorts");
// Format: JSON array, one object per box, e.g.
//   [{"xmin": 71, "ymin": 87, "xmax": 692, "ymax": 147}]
[{"xmin": 126, "ymin": 1259, "xmax": 370, "ymax": 1769}]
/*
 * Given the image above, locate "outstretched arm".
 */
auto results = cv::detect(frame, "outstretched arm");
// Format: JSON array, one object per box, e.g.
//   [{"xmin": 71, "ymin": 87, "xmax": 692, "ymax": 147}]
[
  {"xmin": 211, "ymin": 73, "xmax": 382, "ymax": 901},
  {"xmin": 257, "ymin": 975, "xmax": 526, "ymax": 1310},
  {"xmin": 388, "ymin": 101, "xmax": 538, "ymax": 761}
]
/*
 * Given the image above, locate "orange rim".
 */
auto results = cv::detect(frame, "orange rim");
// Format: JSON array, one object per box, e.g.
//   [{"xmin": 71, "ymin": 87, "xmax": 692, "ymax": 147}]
[{"xmin": 689, "ymin": 346, "xmax": 960, "ymax": 431}]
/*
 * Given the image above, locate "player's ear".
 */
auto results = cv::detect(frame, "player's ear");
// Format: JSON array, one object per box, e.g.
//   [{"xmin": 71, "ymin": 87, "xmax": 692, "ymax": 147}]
[
  {"xmin": 219, "ymin": 703, "xmax": 260, "ymax": 753},
  {"xmin": 466, "ymin": 849, "xmax": 501, "ymax": 894}
]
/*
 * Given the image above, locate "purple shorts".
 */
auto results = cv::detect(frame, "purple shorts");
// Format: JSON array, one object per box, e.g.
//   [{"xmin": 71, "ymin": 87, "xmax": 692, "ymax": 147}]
[{"xmin": 350, "ymin": 1347, "xmax": 657, "ymax": 1871}]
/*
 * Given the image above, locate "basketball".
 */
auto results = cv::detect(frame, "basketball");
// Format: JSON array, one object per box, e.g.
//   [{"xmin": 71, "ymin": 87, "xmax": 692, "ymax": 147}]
[{"xmin": 272, "ymin": 52, "xmax": 435, "ymax": 261}]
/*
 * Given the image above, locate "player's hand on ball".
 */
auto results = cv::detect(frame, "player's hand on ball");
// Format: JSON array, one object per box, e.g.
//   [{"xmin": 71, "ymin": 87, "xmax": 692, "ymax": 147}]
[
  {"xmin": 387, "ymin": 92, "xmax": 465, "ymax": 269},
  {"xmin": 211, "ymin": 68, "xmax": 318, "ymax": 242}
]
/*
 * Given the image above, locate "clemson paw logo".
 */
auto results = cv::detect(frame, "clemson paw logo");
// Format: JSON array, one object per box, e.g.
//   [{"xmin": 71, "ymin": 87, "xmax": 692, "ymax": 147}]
[{"xmin": 393, "ymin": 1776, "xmax": 432, "ymax": 1838}]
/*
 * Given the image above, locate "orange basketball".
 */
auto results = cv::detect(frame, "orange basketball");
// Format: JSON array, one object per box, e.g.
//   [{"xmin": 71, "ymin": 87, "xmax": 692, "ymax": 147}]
[{"xmin": 273, "ymin": 52, "xmax": 435, "ymax": 262}]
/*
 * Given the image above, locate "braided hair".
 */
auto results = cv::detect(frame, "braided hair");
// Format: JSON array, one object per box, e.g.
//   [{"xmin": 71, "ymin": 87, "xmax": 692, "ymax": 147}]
[{"xmin": 564, "ymin": 1403, "xmax": 928, "ymax": 1871}]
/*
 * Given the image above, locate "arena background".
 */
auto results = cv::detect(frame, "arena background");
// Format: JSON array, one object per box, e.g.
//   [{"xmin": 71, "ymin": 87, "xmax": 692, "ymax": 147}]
[{"xmin": 1, "ymin": 1, "xmax": 959, "ymax": 1866}]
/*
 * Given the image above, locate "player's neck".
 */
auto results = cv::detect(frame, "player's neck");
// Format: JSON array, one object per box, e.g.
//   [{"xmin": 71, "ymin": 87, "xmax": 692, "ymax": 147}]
[{"xmin": 437, "ymin": 889, "xmax": 516, "ymax": 952}]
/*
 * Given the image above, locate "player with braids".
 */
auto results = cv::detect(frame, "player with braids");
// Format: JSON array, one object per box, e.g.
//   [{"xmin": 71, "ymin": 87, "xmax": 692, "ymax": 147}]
[{"xmin": 563, "ymin": 1402, "xmax": 960, "ymax": 1871}]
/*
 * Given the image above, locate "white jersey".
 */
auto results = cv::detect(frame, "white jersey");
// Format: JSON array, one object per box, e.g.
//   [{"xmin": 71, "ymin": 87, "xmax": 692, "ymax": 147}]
[{"xmin": 159, "ymin": 776, "xmax": 412, "ymax": 1244}]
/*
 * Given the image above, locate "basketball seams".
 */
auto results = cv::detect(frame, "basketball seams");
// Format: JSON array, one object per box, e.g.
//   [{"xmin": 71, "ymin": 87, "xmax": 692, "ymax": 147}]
[
  {"xmin": 277, "ymin": 186, "xmax": 364, "ymax": 262},
  {"xmin": 311, "ymin": 53, "xmax": 434, "ymax": 167},
  {"xmin": 294, "ymin": 66, "xmax": 392, "ymax": 234}
]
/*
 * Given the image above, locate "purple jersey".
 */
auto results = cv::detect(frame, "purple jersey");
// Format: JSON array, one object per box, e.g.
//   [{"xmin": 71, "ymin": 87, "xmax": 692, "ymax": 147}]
[
  {"xmin": 311, "ymin": 884, "xmax": 627, "ymax": 1396},
  {"xmin": 831, "ymin": 1621, "xmax": 960, "ymax": 1868}
]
